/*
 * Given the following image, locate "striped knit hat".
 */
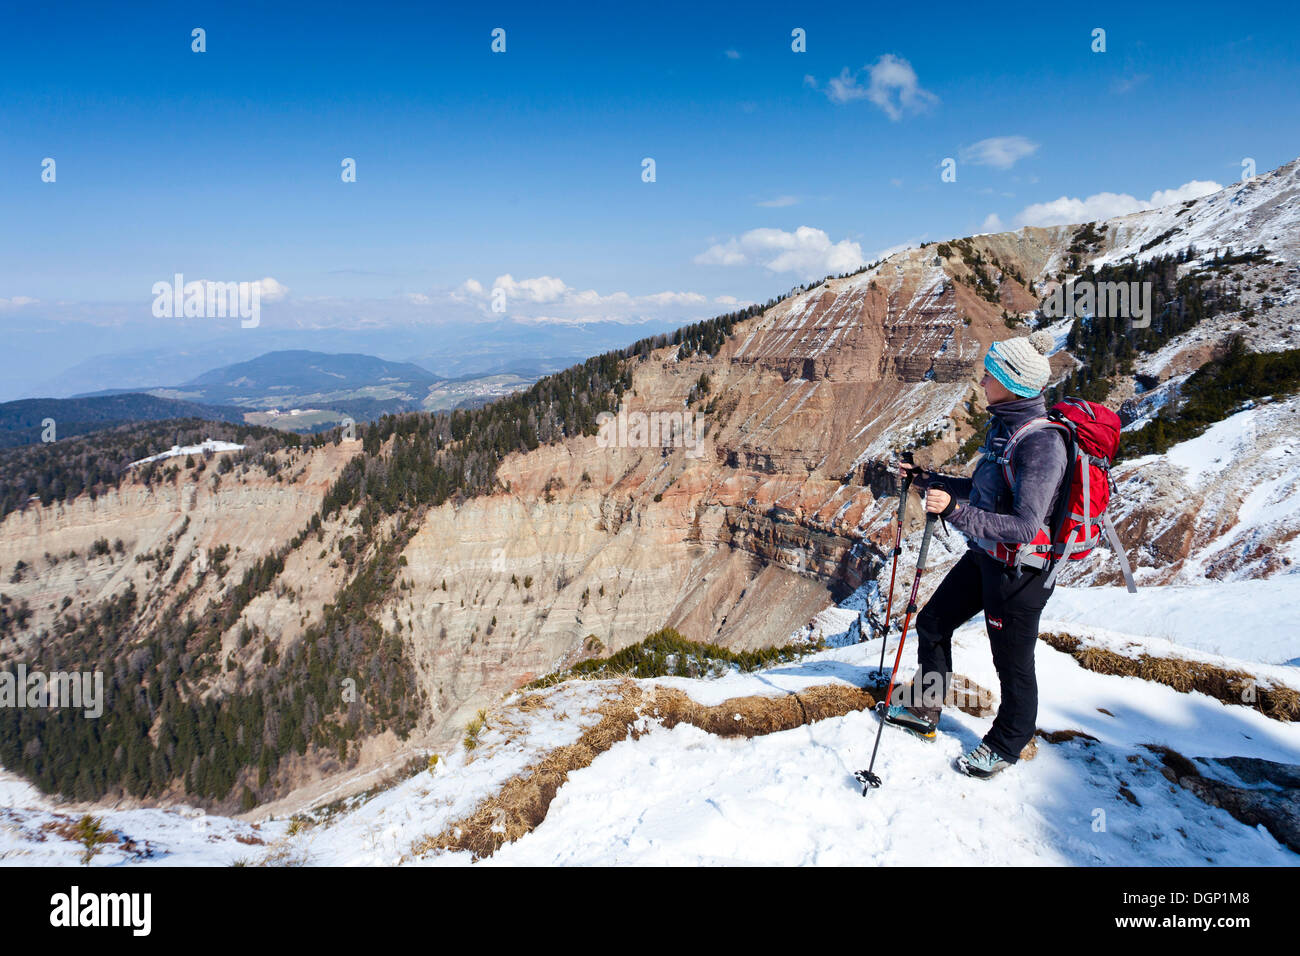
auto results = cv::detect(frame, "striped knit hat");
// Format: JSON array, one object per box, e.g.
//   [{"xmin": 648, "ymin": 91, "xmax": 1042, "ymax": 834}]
[{"xmin": 983, "ymin": 330, "xmax": 1055, "ymax": 398}]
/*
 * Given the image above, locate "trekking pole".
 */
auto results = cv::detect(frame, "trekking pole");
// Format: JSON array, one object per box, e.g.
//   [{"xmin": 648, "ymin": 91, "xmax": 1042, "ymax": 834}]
[
  {"xmin": 876, "ymin": 452, "xmax": 914, "ymax": 673},
  {"xmin": 856, "ymin": 511, "xmax": 938, "ymax": 795}
]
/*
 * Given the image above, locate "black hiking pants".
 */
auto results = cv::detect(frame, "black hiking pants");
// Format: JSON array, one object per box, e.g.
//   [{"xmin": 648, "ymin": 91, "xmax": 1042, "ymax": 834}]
[{"xmin": 910, "ymin": 549, "xmax": 1054, "ymax": 762}]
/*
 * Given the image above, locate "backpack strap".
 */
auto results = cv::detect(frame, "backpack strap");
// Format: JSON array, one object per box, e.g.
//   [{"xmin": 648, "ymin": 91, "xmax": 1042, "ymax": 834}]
[
  {"xmin": 999, "ymin": 416, "xmax": 1080, "ymax": 586},
  {"xmin": 994, "ymin": 417, "xmax": 1071, "ymax": 485},
  {"xmin": 1056, "ymin": 397, "xmax": 1097, "ymax": 421},
  {"xmin": 990, "ymin": 404, "xmax": 1136, "ymax": 592},
  {"xmin": 998, "ymin": 416, "xmax": 1073, "ymax": 531},
  {"xmin": 1041, "ymin": 422, "xmax": 1083, "ymax": 588},
  {"xmin": 1101, "ymin": 512, "xmax": 1139, "ymax": 593}
]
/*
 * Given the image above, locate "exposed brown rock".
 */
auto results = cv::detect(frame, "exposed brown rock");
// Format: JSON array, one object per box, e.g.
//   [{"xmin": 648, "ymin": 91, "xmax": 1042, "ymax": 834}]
[{"xmin": 1146, "ymin": 747, "xmax": 1300, "ymax": 854}]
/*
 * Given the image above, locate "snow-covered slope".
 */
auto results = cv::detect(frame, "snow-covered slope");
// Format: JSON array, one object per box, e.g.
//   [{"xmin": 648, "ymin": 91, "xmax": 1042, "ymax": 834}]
[
  {"xmin": 1045, "ymin": 578, "xmax": 1300, "ymax": 667},
  {"xmin": 4, "ymin": 569, "xmax": 1296, "ymax": 866},
  {"xmin": 1093, "ymin": 158, "xmax": 1300, "ymax": 364},
  {"xmin": 1097, "ymin": 159, "xmax": 1300, "ymax": 273},
  {"xmin": 1085, "ymin": 394, "xmax": 1300, "ymax": 587}
]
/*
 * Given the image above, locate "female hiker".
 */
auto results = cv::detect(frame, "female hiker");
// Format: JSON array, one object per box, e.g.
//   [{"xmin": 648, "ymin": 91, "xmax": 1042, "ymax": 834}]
[{"xmin": 887, "ymin": 330, "xmax": 1065, "ymax": 778}]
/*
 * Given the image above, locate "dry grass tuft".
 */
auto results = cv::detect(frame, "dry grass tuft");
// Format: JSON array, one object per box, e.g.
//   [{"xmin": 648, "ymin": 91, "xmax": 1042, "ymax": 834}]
[
  {"xmin": 1040, "ymin": 632, "xmax": 1298, "ymax": 722},
  {"xmin": 413, "ymin": 680, "xmax": 876, "ymax": 861},
  {"xmin": 1037, "ymin": 728, "xmax": 1099, "ymax": 745}
]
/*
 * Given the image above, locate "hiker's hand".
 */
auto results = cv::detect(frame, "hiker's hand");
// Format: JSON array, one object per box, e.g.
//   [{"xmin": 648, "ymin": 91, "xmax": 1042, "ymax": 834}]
[
  {"xmin": 899, "ymin": 462, "xmax": 927, "ymax": 486},
  {"xmin": 925, "ymin": 488, "xmax": 952, "ymax": 515}
]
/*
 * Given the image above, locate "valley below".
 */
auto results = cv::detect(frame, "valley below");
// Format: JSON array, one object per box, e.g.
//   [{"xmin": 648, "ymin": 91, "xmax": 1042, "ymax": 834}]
[{"xmin": 2, "ymin": 159, "xmax": 1299, "ymax": 841}]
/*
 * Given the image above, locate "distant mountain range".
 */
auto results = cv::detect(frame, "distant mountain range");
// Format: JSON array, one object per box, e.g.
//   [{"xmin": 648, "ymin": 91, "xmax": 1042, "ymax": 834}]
[
  {"xmin": 13, "ymin": 317, "xmax": 671, "ymax": 403},
  {"xmin": 181, "ymin": 350, "xmax": 438, "ymax": 399},
  {"xmin": 46, "ymin": 350, "xmax": 543, "ymax": 438},
  {"xmin": 143, "ymin": 350, "xmax": 443, "ymax": 412},
  {"xmin": 0, "ymin": 394, "xmax": 246, "ymax": 449},
  {"xmin": 0, "ymin": 350, "xmax": 546, "ymax": 448}
]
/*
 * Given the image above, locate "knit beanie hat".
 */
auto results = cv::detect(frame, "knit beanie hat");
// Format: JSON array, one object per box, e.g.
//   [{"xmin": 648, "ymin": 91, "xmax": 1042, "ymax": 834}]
[{"xmin": 983, "ymin": 330, "xmax": 1055, "ymax": 398}]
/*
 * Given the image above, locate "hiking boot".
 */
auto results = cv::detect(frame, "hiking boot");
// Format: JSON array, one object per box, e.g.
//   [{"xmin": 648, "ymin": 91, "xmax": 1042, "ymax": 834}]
[
  {"xmin": 957, "ymin": 742, "xmax": 1012, "ymax": 779},
  {"xmin": 883, "ymin": 704, "xmax": 938, "ymax": 741}
]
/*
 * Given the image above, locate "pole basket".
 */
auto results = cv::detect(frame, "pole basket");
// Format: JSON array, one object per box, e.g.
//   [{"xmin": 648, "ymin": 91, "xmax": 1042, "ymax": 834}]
[{"xmin": 854, "ymin": 768, "xmax": 883, "ymax": 794}]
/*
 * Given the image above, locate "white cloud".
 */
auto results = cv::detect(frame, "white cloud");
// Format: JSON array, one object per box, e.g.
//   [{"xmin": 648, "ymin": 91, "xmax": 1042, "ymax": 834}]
[
  {"xmin": 756, "ymin": 195, "xmax": 800, "ymax": 208},
  {"xmin": 489, "ymin": 274, "xmax": 570, "ymax": 304},
  {"xmin": 823, "ymin": 70, "xmax": 865, "ymax": 104},
  {"xmin": 183, "ymin": 277, "xmax": 288, "ymax": 303},
  {"xmin": 450, "ymin": 274, "xmax": 734, "ymax": 325},
  {"xmin": 724, "ymin": 49, "xmax": 741, "ymax": 60},
  {"xmin": 569, "ymin": 288, "xmax": 607, "ymax": 306},
  {"xmin": 694, "ymin": 241, "xmax": 748, "ymax": 267},
  {"xmin": 812, "ymin": 55, "xmax": 938, "ymax": 120},
  {"xmin": 643, "ymin": 291, "xmax": 708, "ymax": 306},
  {"xmin": 980, "ymin": 214, "xmax": 1004, "ymax": 233},
  {"xmin": 0, "ymin": 296, "xmax": 38, "ymax": 309},
  {"xmin": 1013, "ymin": 179, "xmax": 1223, "ymax": 227},
  {"xmin": 960, "ymin": 136, "xmax": 1039, "ymax": 170},
  {"xmin": 1149, "ymin": 181, "xmax": 1224, "ymax": 206},
  {"xmin": 867, "ymin": 55, "xmax": 938, "ymax": 119},
  {"xmin": 695, "ymin": 226, "xmax": 865, "ymax": 279},
  {"xmin": 252, "ymin": 277, "xmax": 289, "ymax": 302}
]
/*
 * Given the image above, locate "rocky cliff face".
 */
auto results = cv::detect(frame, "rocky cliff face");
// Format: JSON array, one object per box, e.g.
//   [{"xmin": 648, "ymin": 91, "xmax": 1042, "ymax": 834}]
[
  {"xmin": 5, "ymin": 160, "xmax": 1299, "ymax": 811},
  {"xmin": 383, "ymin": 160, "xmax": 1300, "ymax": 762},
  {"xmin": 0, "ymin": 443, "xmax": 356, "ymax": 660}
]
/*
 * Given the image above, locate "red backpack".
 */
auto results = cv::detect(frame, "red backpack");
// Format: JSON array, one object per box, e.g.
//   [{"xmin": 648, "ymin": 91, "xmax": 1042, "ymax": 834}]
[{"xmin": 982, "ymin": 398, "xmax": 1137, "ymax": 591}]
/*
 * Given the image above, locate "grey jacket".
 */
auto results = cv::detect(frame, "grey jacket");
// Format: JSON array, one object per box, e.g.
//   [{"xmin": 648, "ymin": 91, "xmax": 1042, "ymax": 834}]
[{"xmin": 930, "ymin": 395, "xmax": 1069, "ymax": 546}]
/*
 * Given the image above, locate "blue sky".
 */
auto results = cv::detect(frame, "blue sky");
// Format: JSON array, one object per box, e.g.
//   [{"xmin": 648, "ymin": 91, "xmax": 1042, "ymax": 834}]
[{"xmin": 1, "ymin": 0, "xmax": 1298, "ymax": 396}]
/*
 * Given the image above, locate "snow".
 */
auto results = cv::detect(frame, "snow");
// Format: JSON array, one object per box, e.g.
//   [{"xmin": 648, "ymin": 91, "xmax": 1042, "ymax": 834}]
[
  {"xmin": 4, "ymin": 574, "xmax": 1297, "ymax": 867},
  {"xmin": 1045, "ymin": 577, "xmax": 1300, "ymax": 666},
  {"xmin": 1162, "ymin": 408, "xmax": 1262, "ymax": 488},
  {"xmin": 129, "ymin": 438, "xmax": 245, "ymax": 467},
  {"xmin": 482, "ymin": 618, "xmax": 1297, "ymax": 866},
  {"xmin": 1100, "ymin": 393, "xmax": 1300, "ymax": 586},
  {"xmin": 1094, "ymin": 160, "xmax": 1299, "ymax": 270},
  {"xmin": 470, "ymin": 568, "xmax": 1300, "ymax": 865},
  {"xmin": 848, "ymin": 381, "xmax": 970, "ymax": 465},
  {"xmin": 0, "ymin": 769, "xmax": 50, "ymax": 810},
  {"xmin": 0, "ymin": 763, "xmax": 286, "ymax": 866},
  {"xmin": 0, "ymin": 680, "xmax": 607, "ymax": 867},
  {"xmin": 1120, "ymin": 372, "xmax": 1190, "ymax": 432}
]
